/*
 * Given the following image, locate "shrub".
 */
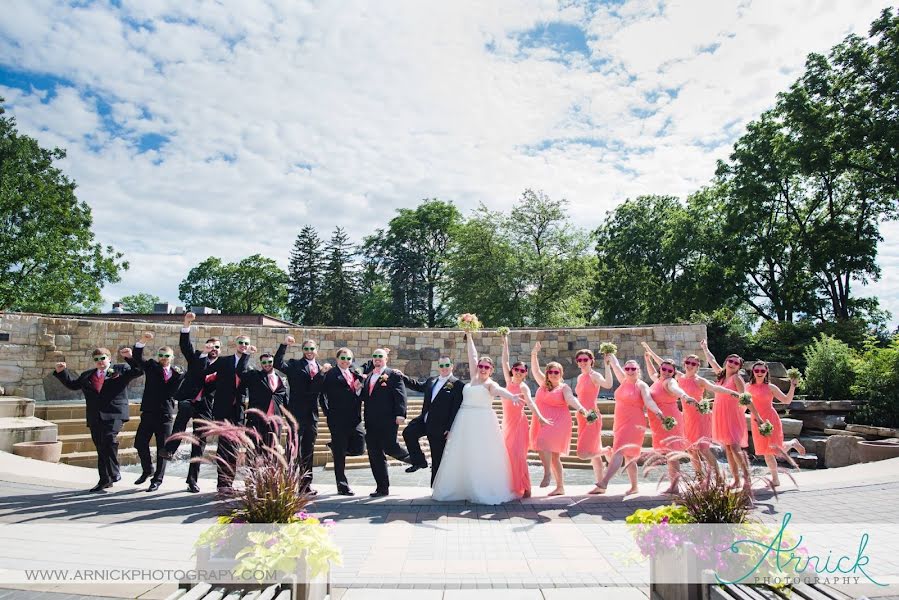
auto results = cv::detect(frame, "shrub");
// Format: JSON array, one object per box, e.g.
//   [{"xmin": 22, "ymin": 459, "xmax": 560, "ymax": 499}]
[
  {"xmin": 803, "ymin": 334, "xmax": 855, "ymax": 400},
  {"xmin": 850, "ymin": 338, "xmax": 899, "ymax": 428}
]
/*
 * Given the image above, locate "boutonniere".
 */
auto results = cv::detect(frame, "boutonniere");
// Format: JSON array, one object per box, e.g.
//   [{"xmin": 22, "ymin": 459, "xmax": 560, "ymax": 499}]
[
  {"xmin": 445, "ymin": 382, "xmax": 454, "ymax": 390},
  {"xmin": 172, "ymin": 366, "xmax": 183, "ymax": 375},
  {"xmin": 378, "ymin": 374, "xmax": 389, "ymax": 383},
  {"xmin": 105, "ymin": 367, "xmax": 118, "ymax": 378}
]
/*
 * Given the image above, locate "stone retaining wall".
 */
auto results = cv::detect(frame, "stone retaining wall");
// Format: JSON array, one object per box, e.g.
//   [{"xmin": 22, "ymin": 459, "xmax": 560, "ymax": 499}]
[{"xmin": 0, "ymin": 313, "xmax": 706, "ymax": 402}]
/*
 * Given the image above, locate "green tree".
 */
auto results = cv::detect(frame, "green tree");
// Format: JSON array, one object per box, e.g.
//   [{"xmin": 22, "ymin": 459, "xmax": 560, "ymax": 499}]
[
  {"xmin": 803, "ymin": 334, "xmax": 856, "ymax": 400},
  {"xmin": 357, "ymin": 256, "xmax": 394, "ymax": 327},
  {"xmin": 0, "ymin": 99, "xmax": 127, "ymax": 312},
  {"xmin": 178, "ymin": 255, "xmax": 288, "ymax": 315},
  {"xmin": 118, "ymin": 293, "xmax": 161, "ymax": 313},
  {"xmin": 320, "ymin": 227, "xmax": 360, "ymax": 326},
  {"xmin": 287, "ymin": 225, "xmax": 326, "ymax": 325}
]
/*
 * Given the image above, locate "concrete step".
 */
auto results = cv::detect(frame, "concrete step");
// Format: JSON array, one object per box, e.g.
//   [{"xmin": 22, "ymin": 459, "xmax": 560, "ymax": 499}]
[
  {"xmin": 0, "ymin": 416, "xmax": 58, "ymax": 452},
  {"xmin": 0, "ymin": 397, "xmax": 36, "ymax": 418},
  {"xmin": 36, "ymin": 402, "xmax": 142, "ymax": 420},
  {"xmin": 54, "ymin": 417, "xmax": 143, "ymax": 436},
  {"xmin": 61, "ymin": 447, "xmax": 142, "ymax": 468},
  {"xmin": 58, "ymin": 430, "xmax": 138, "ymax": 454}
]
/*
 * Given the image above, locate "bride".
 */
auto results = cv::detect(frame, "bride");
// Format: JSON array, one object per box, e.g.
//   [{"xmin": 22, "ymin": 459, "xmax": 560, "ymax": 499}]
[{"xmin": 432, "ymin": 331, "xmax": 526, "ymax": 505}]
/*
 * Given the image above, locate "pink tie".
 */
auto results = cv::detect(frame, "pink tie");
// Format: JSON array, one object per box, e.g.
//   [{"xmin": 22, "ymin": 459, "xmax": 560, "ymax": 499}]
[
  {"xmin": 309, "ymin": 362, "xmax": 318, "ymax": 377},
  {"xmin": 163, "ymin": 368, "xmax": 171, "ymax": 382},
  {"xmin": 269, "ymin": 373, "xmax": 278, "ymax": 390},
  {"xmin": 343, "ymin": 369, "xmax": 354, "ymax": 388},
  {"xmin": 368, "ymin": 371, "xmax": 379, "ymax": 394},
  {"xmin": 93, "ymin": 371, "xmax": 104, "ymax": 393}
]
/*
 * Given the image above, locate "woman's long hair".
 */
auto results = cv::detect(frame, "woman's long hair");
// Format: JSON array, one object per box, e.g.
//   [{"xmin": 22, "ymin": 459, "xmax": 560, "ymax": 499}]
[
  {"xmin": 545, "ymin": 361, "xmax": 564, "ymax": 391},
  {"xmin": 716, "ymin": 354, "xmax": 743, "ymax": 383}
]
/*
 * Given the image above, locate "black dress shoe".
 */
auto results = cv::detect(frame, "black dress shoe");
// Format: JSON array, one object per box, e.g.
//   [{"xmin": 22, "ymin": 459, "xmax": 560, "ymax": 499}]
[
  {"xmin": 187, "ymin": 482, "xmax": 200, "ymax": 493},
  {"xmin": 405, "ymin": 464, "xmax": 427, "ymax": 473},
  {"xmin": 147, "ymin": 482, "xmax": 161, "ymax": 492},
  {"xmin": 337, "ymin": 488, "xmax": 355, "ymax": 496},
  {"xmin": 90, "ymin": 481, "xmax": 112, "ymax": 492},
  {"xmin": 369, "ymin": 490, "xmax": 388, "ymax": 498},
  {"xmin": 134, "ymin": 473, "xmax": 151, "ymax": 485},
  {"xmin": 112, "ymin": 475, "xmax": 122, "ymax": 483}
]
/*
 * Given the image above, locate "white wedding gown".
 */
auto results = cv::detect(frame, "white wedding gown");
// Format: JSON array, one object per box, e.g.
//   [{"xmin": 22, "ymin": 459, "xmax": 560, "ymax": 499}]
[{"xmin": 431, "ymin": 383, "xmax": 516, "ymax": 505}]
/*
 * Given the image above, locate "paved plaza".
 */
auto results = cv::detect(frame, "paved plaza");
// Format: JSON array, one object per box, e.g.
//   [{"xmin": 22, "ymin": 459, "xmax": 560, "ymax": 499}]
[{"xmin": 0, "ymin": 451, "xmax": 898, "ymax": 599}]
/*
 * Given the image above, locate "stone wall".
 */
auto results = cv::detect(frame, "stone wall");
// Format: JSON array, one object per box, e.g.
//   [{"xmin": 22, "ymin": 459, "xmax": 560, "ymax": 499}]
[{"xmin": 0, "ymin": 312, "xmax": 707, "ymax": 402}]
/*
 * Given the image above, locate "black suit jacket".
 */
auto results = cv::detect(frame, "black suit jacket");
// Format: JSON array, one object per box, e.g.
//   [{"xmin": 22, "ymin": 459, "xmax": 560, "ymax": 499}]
[
  {"xmin": 321, "ymin": 366, "xmax": 364, "ymax": 429},
  {"xmin": 53, "ymin": 363, "xmax": 143, "ymax": 427},
  {"xmin": 241, "ymin": 369, "xmax": 288, "ymax": 416},
  {"xmin": 402, "ymin": 374, "xmax": 464, "ymax": 437},
  {"xmin": 361, "ymin": 367, "xmax": 407, "ymax": 427},
  {"xmin": 175, "ymin": 331, "xmax": 217, "ymax": 413},
  {"xmin": 127, "ymin": 346, "xmax": 184, "ymax": 417},
  {"xmin": 273, "ymin": 345, "xmax": 327, "ymax": 422},
  {"xmin": 206, "ymin": 353, "xmax": 250, "ymax": 421}
]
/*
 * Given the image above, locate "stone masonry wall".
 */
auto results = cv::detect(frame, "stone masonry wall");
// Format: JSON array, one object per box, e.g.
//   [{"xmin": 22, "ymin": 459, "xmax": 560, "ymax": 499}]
[{"xmin": 0, "ymin": 313, "xmax": 707, "ymax": 402}]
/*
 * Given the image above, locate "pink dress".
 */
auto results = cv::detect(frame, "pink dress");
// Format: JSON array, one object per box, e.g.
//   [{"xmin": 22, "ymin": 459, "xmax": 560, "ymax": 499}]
[
  {"xmin": 679, "ymin": 376, "xmax": 712, "ymax": 450},
  {"xmin": 611, "ymin": 382, "xmax": 647, "ymax": 459},
  {"xmin": 575, "ymin": 374, "xmax": 602, "ymax": 458},
  {"xmin": 531, "ymin": 386, "xmax": 573, "ymax": 455},
  {"xmin": 747, "ymin": 383, "xmax": 784, "ymax": 455},
  {"xmin": 712, "ymin": 376, "xmax": 748, "ymax": 447},
  {"xmin": 502, "ymin": 381, "xmax": 531, "ymax": 496},
  {"xmin": 648, "ymin": 380, "xmax": 686, "ymax": 452}
]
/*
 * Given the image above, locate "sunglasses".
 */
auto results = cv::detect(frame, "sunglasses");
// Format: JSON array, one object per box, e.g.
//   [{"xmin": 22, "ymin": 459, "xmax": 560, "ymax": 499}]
[
  {"xmin": 623, "ymin": 366, "xmax": 638, "ymax": 372},
  {"xmin": 438, "ymin": 362, "xmax": 452, "ymax": 368},
  {"xmin": 236, "ymin": 340, "xmax": 250, "ymax": 346},
  {"xmin": 260, "ymin": 359, "xmax": 274, "ymax": 365},
  {"xmin": 753, "ymin": 368, "xmax": 768, "ymax": 374},
  {"xmin": 546, "ymin": 369, "xmax": 561, "ymax": 375},
  {"xmin": 726, "ymin": 358, "xmax": 742, "ymax": 366},
  {"xmin": 576, "ymin": 357, "xmax": 591, "ymax": 363},
  {"xmin": 93, "ymin": 356, "xmax": 108, "ymax": 362},
  {"xmin": 660, "ymin": 368, "xmax": 676, "ymax": 374},
  {"xmin": 477, "ymin": 364, "xmax": 492, "ymax": 370},
  {"xmin": 303, "ymin": 346, "xmax": 316, "ymax": 351},
  {"xmin": 157, "ymin": 353, "xmax": 172, "ymax": 358},
  {"xmin": 684, "ymin": 360, "xmax": 700, "ymax": 367},
  {"xmin": 512, "ymin": 367, "xmax": 527, "ymax": 374},
  {"xmin": 210, "ymin": 344, "xmax": 221, "ymax": 349},
  {"xmin": 372, "ymin": 353, "xmax": 386, "ymax": 359},
  {"xmin": 338, "ymin": 355, "xmax": 353, "ymax": 361}
]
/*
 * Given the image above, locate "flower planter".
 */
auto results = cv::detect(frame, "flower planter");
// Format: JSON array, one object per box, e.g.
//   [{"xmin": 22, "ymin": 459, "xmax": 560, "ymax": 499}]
[
  {"xmin": 857, "ymin": 440, "xmax": 899, "ymax": 463},
  {"xmin": 12, "ymin": 440, "xmax": 62, "ymax": 463},
  {"xmin": 650, "ymin": 542, "xmax": 705, "ymax": 600}
]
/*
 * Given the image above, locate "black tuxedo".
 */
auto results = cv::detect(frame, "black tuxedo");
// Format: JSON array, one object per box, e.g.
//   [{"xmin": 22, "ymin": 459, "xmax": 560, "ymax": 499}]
[
  {"xmin": 273, "ymin": 345, "xmax": 327, "ymax": 486},
  {"xmin": 127, "ymin": 346, "xmax": 184, "ymax": 484},
  {"xmin": 361, "ymin": 367, "xmax": 410, "ymax": 493},
  {"xmin": 241, "ymin": 368, "xmax": 288, "ymax": 447},
  {"xmin": 167, "ymin": 329, "xmax": 220, "ymax": 486},
  {"xmin": 206, "ymin": 352, "xmax": 250, "ymax": 487},
  {"xmin": 321, "ymin": 366, "xmax": 366, "ymax": 492},
  {"xmin": 53, "ymin": 363, "xmax": 143, "ymax": 485},
  {"xmin": 401, "ymin": 374, "xmax": 463, "ymax": 485}
]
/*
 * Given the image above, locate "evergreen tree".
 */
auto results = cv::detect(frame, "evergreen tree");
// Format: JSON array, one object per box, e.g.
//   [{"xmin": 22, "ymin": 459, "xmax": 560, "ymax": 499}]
[
  {"xmin": 287, "ymin": 225, "xmax": 325, "ymax": 325},
  {"xmin": 321, "ymin": 227, "xmax": 360, "ymax": 326}
]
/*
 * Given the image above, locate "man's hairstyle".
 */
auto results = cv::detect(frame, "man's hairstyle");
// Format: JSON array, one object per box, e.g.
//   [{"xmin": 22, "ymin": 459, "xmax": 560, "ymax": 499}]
[
  {"xmin": 260, "ymin": 352, "xmax": 273, "ymax": 360},
  {"xmin": 439, "ymin": 355, "xmax": 453, "ymax": 363},
  {"xmin": 206, "ymin": 337, "xmax": 221, "ymax": 344},
  {"xmin": 158, "ymin": 346, "xmax": 174, "ymax": 355},
  {"xmin": 303, "ymin": 339, "xmax": 317, "ymax": 347},
  {"xmin": 92, "ymin": 347, "xmax": 111, "ymax": 357}
]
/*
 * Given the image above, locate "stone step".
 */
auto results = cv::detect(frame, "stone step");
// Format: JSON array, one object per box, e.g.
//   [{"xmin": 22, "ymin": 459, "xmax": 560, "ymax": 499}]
[
  {"xmin": 0, "ymin": 416, "xmax": 58, "ymax": 453},
  {"xmin": 0, "ymin": 397, "xmax": 35, "ymax": 418},
  {"xmin": 61, "ymin": 447, "xmax": 142, "ymax": 468},
  {"xmin": 36, "ymin": 402, "xmax": 142, "ymax": 420},
  {"xmin": 58, "ymin": 430, "xmax": 138, "ymax": 454},
  {"xmin": 54, "ymin": 417, "xmax": 143, "ymax": 436}
]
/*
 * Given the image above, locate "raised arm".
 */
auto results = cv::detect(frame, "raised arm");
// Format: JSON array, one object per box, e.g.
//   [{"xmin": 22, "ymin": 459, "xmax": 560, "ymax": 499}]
[
  {"xmin": 641, "ymin": 341, "xmax": 685, "ymax": 377},
  {"xmin": 486, "ymin": 379, "xmax": 523, "ymax": 403},
  {"xmin": 770, "ymin": 380, "xmax": 796, "ymax": 404},
  {"xmin": 644, "ymin": 352, "xmax": 659, "ymax": 383},
  {"xmin": 699, "ymin": 339, "xmax": 722, "ymax": 374},
  {"xmin": 562, "ymin": 384, "xmax": 588, "ymax": 415},
  {"xmin": 273, "ymin": 336, "xmax": 292, "ymax": 374},
  {"xmin": 591, "ymin": 356, "xmax": 613, "ymax": 390},
  {"xmin": 179, "ymin": 311, "xmax": 196, "ymax": 361},
  {"xmin": 465, "ymin": 332, "xmax": 478, "ymax": 379},
  {"xmin": 608, "ymin": 353, "xmax": 627, "ymax": 385},
  {"xmin": 501, "ymin": 335, "xmax": 511, "ymax": 387},
  {"xmin": 530, "ymin": 342, "xmax": 546, "ymax": 388},
  {"xmin": 134, "ymin": 331, "xmax": 156, "ymax": 369},
  {"xmin": 53, "ymin": 364, "xmax": 82, "ymax": 390}
]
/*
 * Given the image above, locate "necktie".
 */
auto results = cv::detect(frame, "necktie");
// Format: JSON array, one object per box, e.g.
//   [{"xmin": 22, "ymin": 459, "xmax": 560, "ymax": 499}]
[
  {"xmin": 309, "ymin": 361, "xmax": 318, "ymax": 377},
  {"xmin": 269, "ymin": 373, "xmax": 278, "ymax": 390},
  {"xmin": 343, "ymin": 369, "xmax": 354, "ymax": 388},
  {"xmin": 93, "ymin": 370, "xmax": 104, "ymax": 393},
  {"xmin": 163, "ymin": 368, "xmax": 171, "ymax": 382},
  {"xmin": 368, "ymin": 370, "xmax": 380, "ymax": 394}
]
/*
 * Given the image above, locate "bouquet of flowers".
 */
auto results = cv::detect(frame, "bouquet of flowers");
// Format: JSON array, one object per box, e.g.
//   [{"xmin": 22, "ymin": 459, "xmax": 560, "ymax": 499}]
[
  {"xmin": 585, "ymin": 409, "xmax": 599, "ymax": 424},
  {"xmin": 599, "ymin": 342, "xmax": 617, "ymax": 355},
  {"xmin": 738, "ymin": 392, "xmax": 753, "ymax": 407},
  {"xmin": 786, "ymin": 367, "xmax": 803, "ymax": 387},
  {"xmin": 662, "ymin": 415, "xmax": 677, "ymax": 430},
  {"xmin": 497, "ymin": 326, "xmax": 510, "ymax": 336},
  {"xmin": 457, "ymin": 313, "xmax": 482, "ymax": 333},
  {"xmin": 696, "ymin": 398, "xmax": 713, "ymax": 415},
  {"xmin": 758, "ymin": 420, "xmax": 774, "ymax": 436}
]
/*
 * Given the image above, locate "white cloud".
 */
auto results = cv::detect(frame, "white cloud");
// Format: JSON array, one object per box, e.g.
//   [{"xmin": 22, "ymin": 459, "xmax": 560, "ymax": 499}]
[{"xmin": 0, "ymin": 0, "xmax": 895, "ymax": 325}]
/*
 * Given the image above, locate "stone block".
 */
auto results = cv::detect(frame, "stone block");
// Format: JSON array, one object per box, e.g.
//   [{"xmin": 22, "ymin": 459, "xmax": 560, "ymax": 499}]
[
  {"xmin": 0, "ymin": 365, "xmax": 24, "ymax": 383},
  {"xmin": 419, "ymin": 347, "xmax": 440, "ymax": 360},
  {"xmin": 824, "ymin": 434, "xmax": 865, "ymax": 468},
  {"xmin": 782, "ymin": 418, "xmax": 803, "ymax": 438}
]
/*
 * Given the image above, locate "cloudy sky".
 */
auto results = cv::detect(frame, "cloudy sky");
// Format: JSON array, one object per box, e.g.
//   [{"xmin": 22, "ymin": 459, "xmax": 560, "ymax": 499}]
[{"xmin": 1, "ymin": 0, "xmax": 896, "ymax": 325}]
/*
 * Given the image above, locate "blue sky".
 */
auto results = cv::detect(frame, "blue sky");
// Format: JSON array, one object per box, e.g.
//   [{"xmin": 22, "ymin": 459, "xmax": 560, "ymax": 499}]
[{"xmin": 1, "ymin": 0, "xmax": 896, "ymax": 325}]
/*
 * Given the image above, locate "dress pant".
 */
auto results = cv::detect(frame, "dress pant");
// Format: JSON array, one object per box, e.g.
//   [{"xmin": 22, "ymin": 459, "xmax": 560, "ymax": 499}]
[
  {"xmin": 327, "ymin": 420, "xmax": 366, "ymax": 492},
  {"xmin": 166, "ymin": 399, "xmax": 209, "ymax": 485},
  {"xmin": 247, "ymin": 412, "xmax": 281, "ymax": 449},
  {"xmin": 90, "ymin": 419, "xmax": 123, "ymax": 484},
  {"xmin": 402, "ymin": 415, "xmax": 428, "ymax": 467},
  {"xmin": 135, "ymin": 411, "xmax": 174, "ymax": 484},
  {"xmin": 365, "ymin": 422, "xmax": 409, "ymax": 492},
  {"xmin": 216, "ymin": 407, "xmax": 243, "ymax": 489},
  {"xmin": 426, "ymin": 433, "xmax": 447, "ymax": 486}
]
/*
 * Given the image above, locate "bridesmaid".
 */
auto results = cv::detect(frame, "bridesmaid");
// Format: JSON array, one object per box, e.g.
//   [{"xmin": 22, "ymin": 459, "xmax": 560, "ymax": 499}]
[
  {"xmin": 747, "ymin": 361, "xmax": 806, "ymax": 486},
  {"xmin": 501, "ymin": 334, "xmax": 552, "ymax": 498},
  {"xmin": 642, "ymin": 355, "xmax": 699, "ymax": 494},
  {"xmin": 642, "ymin": 342, "xmax": 741, "ymax": 478},
  {"xmin": 593, "ymin": 354, "xmax": 665, "ymax": 496},
  {"xmin": 573, "ymin": 349, "xmax": 613, "ymax": 493},
  {"xmin": 700, "ymin": 340, "xmax": 758, "ymax": 490},
  {"xmin": 530, "ymin": 341, "xmax": 590, "ymax": 496}
]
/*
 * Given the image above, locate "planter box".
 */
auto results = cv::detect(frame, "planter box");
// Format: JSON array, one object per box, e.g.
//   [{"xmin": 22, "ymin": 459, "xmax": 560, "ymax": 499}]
[{"xmin": 650, "ymin": 543, "xmax": 705, "ymax": 600}]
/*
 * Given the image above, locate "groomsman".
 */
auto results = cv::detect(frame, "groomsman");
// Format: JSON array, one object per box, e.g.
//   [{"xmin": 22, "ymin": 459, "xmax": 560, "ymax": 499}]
[
  {"xmin": 240, "ymin": 352, "xmax": 288, "ymax": 448},
  {"xmin": 206, "ymin": 334, "xmax": 253, "ymax": 492},
  {"xmin": 274, "ymin": 336, "xmax": 327, "ymax": 493},
  {"xmin": 166, "ymin": 311, "xmax": 219, "ymax": 493},
  {"xmin": 321, "ymin": 347, "xmax": 366, "ymax": 496},
  {"xmin": 362, "ymin": 347, "xmax": 411, "ymax": 497},
  {"xmin": 399, "ymin": 356, "xmax": 464, "ymax": 485},
  {"xmin": 53, "ymin": 347, "xmax": 143, "ymax": 492},
  {"xmin": 129, "ymin": 331, "xmax": 185, "ymax": 492}
]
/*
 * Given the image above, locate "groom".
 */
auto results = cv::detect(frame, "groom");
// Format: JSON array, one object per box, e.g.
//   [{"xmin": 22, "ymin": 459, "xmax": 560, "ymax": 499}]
[
  {"xmin": 399, "ymin": 356, "xmax": 464, "ymax": 485},
  {"xmin": 362, "ymin": 347, "xmax": 411, "ymax": 497}
]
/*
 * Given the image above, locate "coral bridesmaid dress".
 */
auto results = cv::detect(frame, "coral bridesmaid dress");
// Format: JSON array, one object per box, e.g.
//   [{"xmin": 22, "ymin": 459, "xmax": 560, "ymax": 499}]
[
  {"xmin": 679, "ymin": 376, "xmax": 712, "ymax": 450},
  {"xmin": 647, "ymin": 380, "xmax": 686, "ymax": 452},
  {"xmin": 611, "ymin": 382, "xmax": 647, "ymax": 459},
  {"xmin": 502, "ymin": 381, "xmax": 531, "ymax": 497},
  {"xmin": 575, "ymin": 374, "xmax": 602, "ymax": 458},
  {"xmin": 747, "ymin": 383, "xmax": 784, "ymax": 455},
  {"xmin": 712, "ymin": 375, "xmax": 748, "ymax": 448},
  {"xmin": 531, "ymin": 386, "xmax": 572, "ymax": 455}
]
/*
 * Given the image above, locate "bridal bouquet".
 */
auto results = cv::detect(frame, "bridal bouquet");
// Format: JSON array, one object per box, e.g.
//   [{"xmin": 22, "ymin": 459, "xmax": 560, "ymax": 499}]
[
  {"xmin": 758, "ymin": 420, "xmax": 774, "ymax": 436},
  {"xmin": 738, "ymin": 392, "xmax": 753, "ymax": 407},
  {"xmin": 457, "ymin": 313, "xmax": 482, "ymax": 333},
  {"xmin": 496, "ymin": 326, "xmax": 510, "ymax": 336},
  {"xmin": 786, "ymin": 367, "xmax": 803, "ymax": 386},
  {"xmin": 599, "ymin": 342, "xmax": 617, "ymax": 355},
  {"xmin": 696, "ymin": 398, "xmax": 713, "ymax": 415},
  {"xmin": 585, "ymin": 409, "xmax": 599, "ymax": 424},
  {"xmin": 662, "ymin": 415, "xmax": 677, "ymax": 430}
]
